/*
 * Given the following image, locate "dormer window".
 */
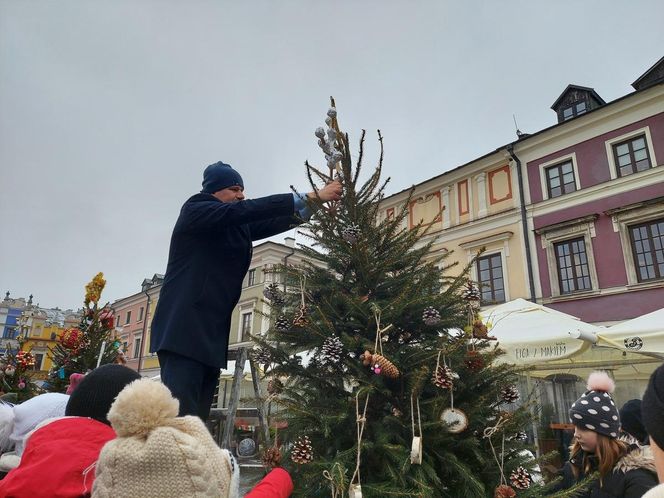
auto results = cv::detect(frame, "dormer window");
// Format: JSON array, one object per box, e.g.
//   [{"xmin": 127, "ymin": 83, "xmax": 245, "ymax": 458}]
[
  {"xmin": 551, "ymin": 85, "xmax": 605, "ymax": 124},
  {"xmin": 562, "ymin": 101, "xmax": 587, "ymax": 120}
]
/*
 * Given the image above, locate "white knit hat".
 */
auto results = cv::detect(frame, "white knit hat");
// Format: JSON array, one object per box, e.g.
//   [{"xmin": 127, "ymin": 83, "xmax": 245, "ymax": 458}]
[
  {"xmin": 10, "ymin": 392, "xmax": 69, "ymax": 455},
  {"xmin": 92, "ymin": 379, "xmax": 239, "ymax": 498}
]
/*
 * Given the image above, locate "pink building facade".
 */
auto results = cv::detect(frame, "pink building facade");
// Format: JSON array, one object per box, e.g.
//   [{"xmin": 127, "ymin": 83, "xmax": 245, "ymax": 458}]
[
  {"xmin": 517, "ymin": 65, "xmax": 664, "ymax": 323},
  {"xmin": 111, "ymin": 291, "xmax": 149, "ymax": 371}
]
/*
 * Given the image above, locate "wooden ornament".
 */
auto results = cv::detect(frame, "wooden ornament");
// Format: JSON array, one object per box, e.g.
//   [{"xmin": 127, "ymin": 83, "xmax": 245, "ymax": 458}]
[
  {"xmin": 441, "ymin": 408, "xmax": 468, "ymax": 433},
  {"xmin": 360, "ymin": 350, "xmax": 399, "ymax": 378},
  {"xmin": 349, "ymin": 484, "xmax": 363, "ymax": 498},
  {"xmin": 410, "ymin": 436, "xmax": 423, "ymax": 464}
]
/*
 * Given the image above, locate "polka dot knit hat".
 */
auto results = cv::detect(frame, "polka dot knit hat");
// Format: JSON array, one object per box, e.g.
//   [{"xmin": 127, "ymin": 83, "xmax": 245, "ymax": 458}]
[{"xmin": 569, "ymin": 371, "xmax": 620, "ymax": 438}]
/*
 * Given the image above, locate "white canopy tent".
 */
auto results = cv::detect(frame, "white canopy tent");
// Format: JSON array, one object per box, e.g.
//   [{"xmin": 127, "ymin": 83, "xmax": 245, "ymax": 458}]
[
  {"xmin": 480, "ymin": 298, "xmax": 662, "ymax": 381},
  {"xmin": 480, "ymin": 298, "xmax": 601, "ymax": 367},
  {"xmin": 597, "ymin": 306, "xmax": 664, "ymax": 355}
]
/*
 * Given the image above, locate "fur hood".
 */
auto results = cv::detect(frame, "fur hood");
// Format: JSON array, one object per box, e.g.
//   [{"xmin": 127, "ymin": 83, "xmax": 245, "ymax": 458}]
[{"xmin": 614, "ymin": 444, "xmax": 658, "ymax": 475}]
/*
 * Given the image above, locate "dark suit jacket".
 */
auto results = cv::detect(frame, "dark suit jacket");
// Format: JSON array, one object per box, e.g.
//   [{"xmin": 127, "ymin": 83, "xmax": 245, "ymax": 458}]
[{"xmin": 150, "ymin": 192, "xmax": 299, "ymax": 367}]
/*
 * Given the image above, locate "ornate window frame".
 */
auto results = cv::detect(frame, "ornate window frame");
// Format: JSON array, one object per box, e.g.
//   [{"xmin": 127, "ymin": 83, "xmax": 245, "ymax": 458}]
[
  {"xmin": 536, "ymin": 215, "xmax": 599, "ymax": 299},
  {"xmin": 236, "ymin": 299, "xmax": 257, "ymax": 343},
  {"xmin": 459, "ymin": 231, "xmax": 513, "ymax": 304},
  {"xmin": 607, "ymin": 199, "xmax": 664, "ymax": 287}
]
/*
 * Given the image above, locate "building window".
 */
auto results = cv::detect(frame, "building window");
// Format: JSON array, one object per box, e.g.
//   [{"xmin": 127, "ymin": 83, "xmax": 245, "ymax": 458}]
[
  {"xmin": 545, "ymin": 161, "xmax": 577, "ymax": 198},
  {"xmin": 554, "ymin": 238, "xmax": 592, "ymax": 294},
  {"xmin": 613, "ymin": 134, "xmax": 652, "ymax": 177},
  {"xmin": 125, "ymin": 311, "xmax": 131, "ymax": 324},
  {"xmin": 562, "ymin": 101, "xmax": 587, "ymax": 120},
  {"xmin": 138, "ymin": 307, "xmax": 144, "ymax": 322},
  {"xmin": 629, "ymin": 218, "xmax": 664, "ymax": 282},
  {"xmin": 241, "ymin": 312, "xmax": 252, "ymax": 342},
  {"xmin": 247, "ymin": 269, "xmax": 256, "ymax": 287},
  {"xmin": 476, "ymin": 253, "xmax": 505, "ymax": 304},
  {"xmin": 32, "ymin": 353, "xmax": 44, "ymax": 370},
  {"xmin": 3, "ymin": 328, "xmax": 17, "ymax": 340},
  {"xmin": 133, "ymin": 336, "xmax": 142, "ymax": 359}
]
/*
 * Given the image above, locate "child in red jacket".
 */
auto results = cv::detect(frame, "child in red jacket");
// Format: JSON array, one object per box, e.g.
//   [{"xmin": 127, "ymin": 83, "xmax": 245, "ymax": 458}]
[{"xmin": 0, "ymin": 364, "xmax": 141, "ymax": 498}]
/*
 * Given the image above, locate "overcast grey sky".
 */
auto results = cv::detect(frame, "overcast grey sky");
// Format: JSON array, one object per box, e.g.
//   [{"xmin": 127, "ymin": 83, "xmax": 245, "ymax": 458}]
[{"xmin": 1, "ymin": 1, "xmax": 663, "ymax": 310}]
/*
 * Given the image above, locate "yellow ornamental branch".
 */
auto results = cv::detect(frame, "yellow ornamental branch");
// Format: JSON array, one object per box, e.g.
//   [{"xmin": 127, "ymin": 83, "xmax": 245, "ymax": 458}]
[{"xmin": 84, "ymin": 272, "xmax": 106, "ymax": 306}]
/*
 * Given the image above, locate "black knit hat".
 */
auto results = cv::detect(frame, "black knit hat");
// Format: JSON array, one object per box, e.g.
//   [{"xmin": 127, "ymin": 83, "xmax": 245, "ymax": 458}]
[
  {"xmin": 569, "ymin": 371, "xmax": 620, "ymax": 438},
  {"xmin": 642, "ymin": 363, "xmax": 664, "ymax": 450},
  {"xmin": 619, "ymin": 399, "xmax": 647, "ymax": 444},
  {"xmin": 65, "ymin": 364, "xmax": 142, "ymax": 425}
]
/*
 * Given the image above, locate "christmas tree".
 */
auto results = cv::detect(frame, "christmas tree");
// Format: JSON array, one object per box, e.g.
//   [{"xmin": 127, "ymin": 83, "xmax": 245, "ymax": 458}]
[
  {"xmin": 47, "ymin": 272, "xmax": 123, "ymax": 392},
  {"xmin": 254, "ymin": 100, "xmax": 540, "ymax": 497},
  {"xmin": 0, "ymin": 334, "xmax": 39, "ymax": 403}
]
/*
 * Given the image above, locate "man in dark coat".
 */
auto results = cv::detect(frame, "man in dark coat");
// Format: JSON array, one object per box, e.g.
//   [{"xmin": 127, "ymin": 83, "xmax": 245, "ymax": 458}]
[{"xmin": 150, "ymin": 161, "xmax": 342, "ymax": 419}]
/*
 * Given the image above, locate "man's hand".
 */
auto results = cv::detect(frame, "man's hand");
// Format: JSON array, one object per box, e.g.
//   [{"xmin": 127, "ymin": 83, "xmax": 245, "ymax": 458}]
[{"xmin": 309, "ymin": 180, "xmax": 342, "ymax": 202}]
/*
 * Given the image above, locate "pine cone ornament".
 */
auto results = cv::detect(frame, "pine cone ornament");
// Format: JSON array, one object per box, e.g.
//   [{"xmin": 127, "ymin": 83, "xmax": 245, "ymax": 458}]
[
  {"xmin": 462, "ymin": 280, "xmax": 482, "ymax": 302},
  {"xmin": 500, "ymin": 385, "xmax": 520, "ymax": 404},
  {"xmin": 432, "ymin": 364, "xmax": 456, "ymax": 389},
  {"xmin": 464, "ymin": 350, "xmax": 484, "ymax": 372},
  {"xmin": 262, "ymin": 445, "xmax": 282, "ymax": 468},
  {"xmin": 263, "ymin": 283, "xmax": 277, "ymax": 300},
  {"xmin": 274, "ymin": 316, "xmax": 290, "ymax": 331},
  {"xmin": 509, "ymin": 467, "xmax": 531, "ymax": 490},
  {"xmin": 263, "ymin": 283, "xmax": 285, "ymax": 305},
  {"xmin": 290, "ymin": 435, "xmax": 314, "ymax": 464},
  {"xmin": 251, "ymin": 346, "xmax": 272, "ymax": 365},
  {"xmin": 360, "ymin": 350, "xmax": 400, "ymax": 378},
  {"xmin": 267, "ymin": 377, "xmax": 284, "ymax": 395},
  {"xmin": 422, "ymin": 306, "xmax": 441, "ymax": 326},
  {"xmin": 494, "ymin": 484, "xmax": 517, "ymax": 498},
  {"xmin": 342, "ymin": 223, "xmax": 361, "ymax": 244},
  {"xmin": 292, "ymin": 306, "xmax": 309, "ymax": 328},
  {"xmin": 320, "ymin": 336, "xmax": 344, "ymax": 366}
]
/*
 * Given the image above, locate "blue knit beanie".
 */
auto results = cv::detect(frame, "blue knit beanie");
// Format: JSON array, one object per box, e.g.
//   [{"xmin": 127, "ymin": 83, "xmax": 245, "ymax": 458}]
[{"xmin": 201, "ymin": 161, "xmax": 244, "ymax": 194}]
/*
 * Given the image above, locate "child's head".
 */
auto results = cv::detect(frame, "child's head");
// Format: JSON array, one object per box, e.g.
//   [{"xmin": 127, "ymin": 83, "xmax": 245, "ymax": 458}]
[
  {"xmin": 569, "ymin": 371, "xmax": 620, "ymax": 441},
  {"xmin": 65, "ymin": 364, "xmax": 141, "ymax": 425},
  {"xmin": 619, "ymin": 398, "xmax": 647, "ymax": 444},
  {"xmin": 92, "ymin": 378, "xmax": 239, "ymax": 497},
  {"xmin": 569, "ymin": 372, "xmax": 626, "ymax": 477}
]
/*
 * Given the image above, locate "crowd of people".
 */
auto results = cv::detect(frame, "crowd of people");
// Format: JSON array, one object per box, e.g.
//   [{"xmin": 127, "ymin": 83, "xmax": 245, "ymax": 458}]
[
  {"xmin": 0, "ymin": 364, "xmax": 292, "ymax": 497},
  {"xmin": 0, "ymin": 363, "xmax": 662, "ymax": 497}
]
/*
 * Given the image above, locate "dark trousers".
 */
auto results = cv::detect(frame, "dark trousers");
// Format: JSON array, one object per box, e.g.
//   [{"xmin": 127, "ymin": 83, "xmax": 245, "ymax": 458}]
[{"xmin": 157, "ymin": 350, "xmax": 220, "ymax": 421}]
